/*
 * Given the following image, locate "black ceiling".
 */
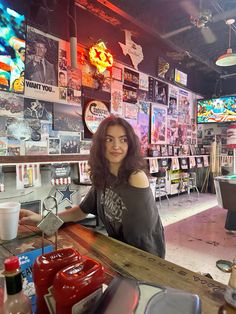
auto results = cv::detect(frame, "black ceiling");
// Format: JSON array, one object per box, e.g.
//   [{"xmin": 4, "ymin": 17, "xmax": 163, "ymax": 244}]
[
  {"xmin": 95, "ymin": 0, "xmax": 236, "ymax": 78},
  {"xmin": 74, "ymin": 0, "xmax": 236, "ymax": 95},
  {"xmin": 13, "ymin": 0, "xmax": 236, "ymax": 95}
]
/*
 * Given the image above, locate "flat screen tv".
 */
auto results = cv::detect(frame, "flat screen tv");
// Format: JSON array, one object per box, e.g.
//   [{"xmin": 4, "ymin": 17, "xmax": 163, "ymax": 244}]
[
  {"xmin": 0, "ymin": 1, "xmax": 26, "ymax": 93},
  {"xmin": 197, "ymin": 96, "xmax": 236, "ymax": 124}
]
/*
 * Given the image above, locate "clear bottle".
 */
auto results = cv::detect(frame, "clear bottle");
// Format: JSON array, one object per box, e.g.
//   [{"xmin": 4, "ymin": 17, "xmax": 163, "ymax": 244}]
[
  {"xmin": 23, "ymin": 165, "xmax": 29, "ymax": 188},
  {"xmin": 218, "ymin": 265, "xmax": 236, "ymax": 314},
  {"xmin": 2, "ymin": 256, "xmax": 32, "ymax": 314}
]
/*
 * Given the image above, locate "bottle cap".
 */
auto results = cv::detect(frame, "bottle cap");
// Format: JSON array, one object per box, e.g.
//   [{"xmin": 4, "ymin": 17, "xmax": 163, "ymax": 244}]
[{"xmin": 4, "ymin": 256, "xmax": 20, "ymax": 272}]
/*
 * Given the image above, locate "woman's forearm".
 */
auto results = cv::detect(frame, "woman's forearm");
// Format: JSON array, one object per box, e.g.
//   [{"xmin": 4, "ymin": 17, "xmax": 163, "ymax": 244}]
[{"xmin": 58, "ymin": 205, "xmax": 87, "ymax": 223}]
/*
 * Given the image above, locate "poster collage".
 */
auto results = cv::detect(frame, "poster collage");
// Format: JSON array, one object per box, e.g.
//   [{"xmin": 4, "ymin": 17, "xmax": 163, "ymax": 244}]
[
  {"xmin": 110, "ymin": 64, "xmax": 197, "ymax": 156},
  {"xmin": 0, "ymin": 24, "xmax": 198, "ymax": 158}
]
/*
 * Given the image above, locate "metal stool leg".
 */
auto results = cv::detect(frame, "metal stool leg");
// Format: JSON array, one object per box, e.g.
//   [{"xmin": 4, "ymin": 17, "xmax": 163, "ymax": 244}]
[{"xmin": 156, "ymin": 177, "xmax": 169, "ymax": 207}]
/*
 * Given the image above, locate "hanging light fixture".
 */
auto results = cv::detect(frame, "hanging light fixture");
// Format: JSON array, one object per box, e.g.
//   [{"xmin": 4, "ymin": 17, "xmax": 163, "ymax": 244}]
[{"xmin": 216, "ymin": 19, "xmax": 236, "ymax": 66}]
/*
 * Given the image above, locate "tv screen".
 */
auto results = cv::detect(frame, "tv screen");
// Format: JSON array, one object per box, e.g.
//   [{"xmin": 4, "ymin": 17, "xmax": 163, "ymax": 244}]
[
  {"xmin": 0, "ymin": 1, "xmax": 26, "ymax": 93},
  {"xmin": 197, "ymin": 96, "xmax": 236, "ymax": 123}
]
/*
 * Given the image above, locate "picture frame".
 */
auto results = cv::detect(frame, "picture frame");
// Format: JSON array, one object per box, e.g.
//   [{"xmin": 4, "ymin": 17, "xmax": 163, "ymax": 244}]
[
  {"xmin": 60, "ymin": 134, "xmax": 80, "ymax": 154},
  {"xmin": 173, "ymin": 146, "xmax": 179, "ymax": 156},
  {"xmin": 196, "ymin": 157, "xmax": 203, "ymax": 168},
  {"xmin": 48, "ymin": 137, "xmax": 61, "ymax": 155},
  {"xmin": 190, "ymin": 145, "xmax": 196, "ymax": 156},
  {"xmin": 167, "ymin": 145, "xmax": 174, "ymax": 156},
  {"xmin": 150, "ymin": 103, "xmax": 167, "ymax": 144},
  {"xmin": 161, "ymin": 145, "xmax": 168, "ymax": 157},
  {"xmin": 111, "ymin": 66, "xmax": 123, "ymax": 82},
  {"xmin": 179, "ymin": 157, "xmax": 188, "ymax": 170},
  {"xmin": 171, "ymin": 157, "xmax": 180, "ymax": 170},
  {"xmin": 124, "ymin": 67, "xmax": 139, "ymax": 88},
  {"xmin": 200, "ymin": 147, "xmax": 206, "ymax": 155},
  {"xmin": 78, "ymin": 160, "xmax": 91, "ymax": 183}
]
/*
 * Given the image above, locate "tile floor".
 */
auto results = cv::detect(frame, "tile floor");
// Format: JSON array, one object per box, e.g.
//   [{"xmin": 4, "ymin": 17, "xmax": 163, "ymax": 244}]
[
  {"xmin": 93, "ymin": 192, "xmax": 236, "ymax": 285},
  {"xmin": 160, "ymin": 192, "xmax": 235, "ymax": 285}
]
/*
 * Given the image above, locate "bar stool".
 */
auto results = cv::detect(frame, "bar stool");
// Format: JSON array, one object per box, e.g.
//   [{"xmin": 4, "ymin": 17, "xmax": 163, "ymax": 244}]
[
  {"xmin": 152, "ymin": 169, "xmax": 169, "ymax": 206},
  {"xmin": 178, "ymin": 171, "xmax": 199, "ymax": 199},
  {"xmin": 177, "ymin": 172, "xmax": 189, "ymax": 197},
  {"xmin": 187, "ymin": 171, "xmax": 199, "ymax": 196}
]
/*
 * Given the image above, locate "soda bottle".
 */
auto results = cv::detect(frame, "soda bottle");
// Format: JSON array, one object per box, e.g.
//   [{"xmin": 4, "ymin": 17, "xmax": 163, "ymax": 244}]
[{"xmin": 2, "ymin": 256, "xmax": 32, "ymax": 314}]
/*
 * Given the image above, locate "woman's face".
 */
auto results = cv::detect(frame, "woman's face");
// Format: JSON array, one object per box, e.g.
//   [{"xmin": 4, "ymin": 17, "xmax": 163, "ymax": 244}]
[{"xmin": 105, "ymin": 124, "xmax": 128, "ymax": 170}]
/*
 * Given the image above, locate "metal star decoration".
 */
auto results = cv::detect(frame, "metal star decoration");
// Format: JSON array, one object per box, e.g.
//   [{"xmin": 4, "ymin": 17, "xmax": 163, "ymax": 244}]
[{"xmin": 57, "ymin": 185, "xmax": 76, "ymax": 204}]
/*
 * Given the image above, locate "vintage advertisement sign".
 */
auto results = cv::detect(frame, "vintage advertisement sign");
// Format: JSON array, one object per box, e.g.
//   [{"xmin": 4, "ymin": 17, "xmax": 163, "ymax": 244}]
[{"xmin": 84, "ymin": 100, "xmax": 110, "ymax": 134}]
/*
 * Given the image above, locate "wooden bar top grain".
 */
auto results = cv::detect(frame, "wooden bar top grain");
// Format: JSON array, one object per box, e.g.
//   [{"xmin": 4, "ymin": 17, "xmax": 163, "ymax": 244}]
[
  {"xmin": 0, "ymin": 223, "xmax": 226, "ymax": 314},
  {"xmin": 59, "ymin": 223, "xmax": 225, "ymax": 314}
]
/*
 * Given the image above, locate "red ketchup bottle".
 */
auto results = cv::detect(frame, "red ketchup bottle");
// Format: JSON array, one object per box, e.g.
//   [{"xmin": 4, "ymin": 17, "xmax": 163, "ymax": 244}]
[
  {"xmin": 53, "ymin": 256, "xmax": 104, "ymax": 314},
  {"xmin": 33, "ymin": 248, "xmax": 82, "ymax": 314}
]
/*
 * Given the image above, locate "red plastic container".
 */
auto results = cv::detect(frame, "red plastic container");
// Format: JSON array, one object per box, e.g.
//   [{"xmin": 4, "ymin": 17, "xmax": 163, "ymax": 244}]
[
  {"xmin": 33, "ymin": 248, "xmax": 82, "ymax": 314},
  {"xmin": 53, "ymin": 256, "xmax": 104, "ymax": 314}
]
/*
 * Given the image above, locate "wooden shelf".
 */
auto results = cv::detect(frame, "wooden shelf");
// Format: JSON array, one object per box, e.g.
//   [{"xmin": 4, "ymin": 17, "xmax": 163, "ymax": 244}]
[
  {"xmin": 145, "ymin": 155, "xmax": 209, "ymax": 159},
  {"xmin": 0, "ymin": 155, "xmax": 90, "ymax": 165}
]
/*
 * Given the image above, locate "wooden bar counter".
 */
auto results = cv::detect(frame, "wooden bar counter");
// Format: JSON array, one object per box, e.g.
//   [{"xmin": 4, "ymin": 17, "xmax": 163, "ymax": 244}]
[{"xmin": 0, "ymin": 223, "xmax": 226, "ymax": 314}]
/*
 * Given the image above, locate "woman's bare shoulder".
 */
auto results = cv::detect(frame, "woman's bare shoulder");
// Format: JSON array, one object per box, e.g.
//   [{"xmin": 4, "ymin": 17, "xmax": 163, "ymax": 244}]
[{"xmin": 128, "ymin": 170, "xmax": 149, "ymax": 188}]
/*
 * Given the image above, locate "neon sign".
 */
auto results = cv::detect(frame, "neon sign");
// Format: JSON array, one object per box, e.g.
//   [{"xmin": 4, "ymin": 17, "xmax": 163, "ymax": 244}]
[{"xmin": 89, "ymin": 41, "xmax": 113, "ymax": 73}]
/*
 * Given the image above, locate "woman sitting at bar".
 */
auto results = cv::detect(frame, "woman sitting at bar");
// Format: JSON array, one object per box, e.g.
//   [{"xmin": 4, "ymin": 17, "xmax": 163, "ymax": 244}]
[{"xmin": 20, "ymin": 116, "xmax": 165, "ymax": 258}]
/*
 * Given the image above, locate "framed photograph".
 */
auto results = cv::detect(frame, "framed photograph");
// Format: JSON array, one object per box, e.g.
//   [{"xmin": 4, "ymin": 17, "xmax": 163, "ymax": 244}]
[
  {"xmin": 180, "ymin": 144, "xmax": 190, "ymax": 155},
  {"xmin": 148, "ymin": 144, "xmax": 161, "ymax": 157},
  {"xmin": 123, "ymin": 85, "xmax": 138, "ymax": 104},
  {"xmin": 149, "ymin": 158, "xmax": 159, "ymax": 173},
  {"xmin": 148, "ymin": 77, "xmax": 168, "ymax": 105},
  {"xmin": 53, "ymin": 103, "xmax": 83, "ymax": 132},
  {"xmin": 195, "ymin": 147, "xmax": 201, "ymax": 155},
  {"xmin": 111, "ymin": 66, "xmax": 123, "ymax": 82},
  {"xmin": 189, "ymin": 156, "xmax": 196, "ymax": 169},
  {"xmin": 196, "ymin": 157, "xmax": 203, "ymax": 168},
  {"xmin": 200, "ymin": 147, "xmax": 206, "ymax": 155},
  {"xmin": 60, "ymin": 134, "xmax": 80, "ymax": 154},
  {"xmin": 78, "ymin": 161, "xmax": 91, "ymax": 183},
  {"xmin": 158, "ymin": 158, "xmax": 169, "ymax": 169},
  {"xmin": 80, "ymin": 140, "xmax": 92, "ymax": 155},
  {"xmin": 161, "ymin": 145, "xmax": 168, "ymax": 157},
  {"xmin": 124, "ymin": 103, "xmax": 138, "ymax": 120},
  {"xmin": 124, "ymin": 67, "xmax": 139, "ymax": 88},
  {"xmin": 179, "ymin": 157, "xmax": 188, "ymax": 170},
  {"xmin": 150, "ymin": 103, "xmax": 167, "ymax": 144},
  {"xmin": 24, "ymin": 98, "xmax": 53, "ymax": 121},
  {"xmin": 168, "ymin": 145, "xmax": 174, "ymax": 156},
  {"xmin": 25, "ymin": 140, "xmax": 48, "ymax": 155},
  {"xmin": 190, "ymin": 145, "xmax": 196, "ymax": 155},
  {"xmin": 171, "ymin": 157, "xmax": 180, "ymax": 170},
  {"xmin": 48, "ymin": 137, "xmax": 61, "ymax": 155},
  {"xmin": 173, "ymin": 146, "xmax": 179, "ymax": 156}
]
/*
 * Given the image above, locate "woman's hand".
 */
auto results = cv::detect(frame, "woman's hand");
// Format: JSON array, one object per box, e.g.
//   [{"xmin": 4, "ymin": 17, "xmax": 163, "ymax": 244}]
[{"xmin": 19, "ymin": 209, "xmax": 42, "ymax": 226}]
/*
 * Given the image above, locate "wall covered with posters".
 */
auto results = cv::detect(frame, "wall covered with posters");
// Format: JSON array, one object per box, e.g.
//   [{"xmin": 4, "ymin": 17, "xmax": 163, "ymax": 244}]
[{"xmin": 0, "ymin": 0, "xmax": 201, "ymax": 159}]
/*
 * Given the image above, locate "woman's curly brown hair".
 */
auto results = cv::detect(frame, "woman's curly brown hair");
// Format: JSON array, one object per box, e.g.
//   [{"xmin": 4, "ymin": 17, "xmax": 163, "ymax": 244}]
[{"xmin": 89, "ymin": 115, "xmax": 147, "ymax": 189}]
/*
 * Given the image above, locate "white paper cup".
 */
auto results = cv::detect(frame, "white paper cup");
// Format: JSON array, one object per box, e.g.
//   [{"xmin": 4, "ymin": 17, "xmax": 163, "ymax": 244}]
[{"xmin": 0, "ymin": 202, "xmax": 20, "ymax": 240}]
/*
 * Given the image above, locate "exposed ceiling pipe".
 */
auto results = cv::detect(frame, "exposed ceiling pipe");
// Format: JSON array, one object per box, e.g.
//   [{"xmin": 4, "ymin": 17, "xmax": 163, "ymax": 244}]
[
  {"xmin": 209, "ymin": 0, "xmax": 236, "ymax": 34},
  {"xmin": 95, "ymin": 0, "xmax": 222, "ymax": 74},
  {"xmin": 220, "ymin": 72, "xmax": 236, "ymax": 79},
  {"xmin": 69, "ymin": 0, "xmax": 77, "ymax": 68}
]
